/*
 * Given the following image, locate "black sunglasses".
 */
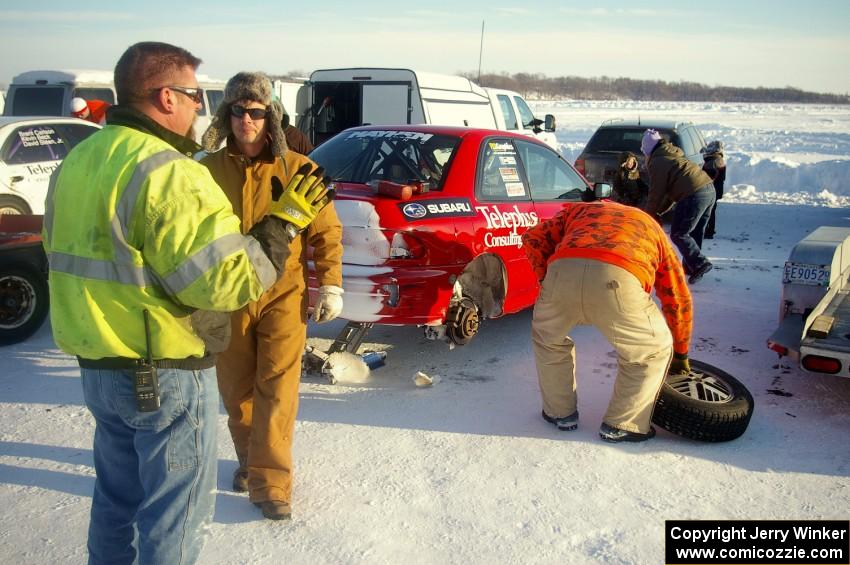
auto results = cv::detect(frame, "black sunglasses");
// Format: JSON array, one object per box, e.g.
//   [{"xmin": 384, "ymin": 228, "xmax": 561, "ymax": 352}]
[
  {"xmin": 156, "ymin": 85, "xmax": 204, "ymax": 104},
  {"xmin": 231, "ymin": 105, "xmax": 269, "ymax": 120}
]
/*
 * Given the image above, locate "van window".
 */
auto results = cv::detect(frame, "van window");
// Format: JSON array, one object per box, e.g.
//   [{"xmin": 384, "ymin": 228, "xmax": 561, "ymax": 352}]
[
  {"xmin": 1, "ymin": 125, "xmax": 70, "ymax": 164},
  {"xmin": 496, "ymin": 95, "xmax": 518, "ymax": 130},
  {"xmin": 73, "ymin": 88, "xmax": 115, "ymax": 105},
  {"xmin": 513, "ymin": 96, "xmax": 535, "ymax": 130},
  {"xmin": 206, "ymin": 90, "xmax": 224, "ymax": 115},
  {"xmin": 10, "ymin": 87, "xmax": 65, "ymax": 116}
]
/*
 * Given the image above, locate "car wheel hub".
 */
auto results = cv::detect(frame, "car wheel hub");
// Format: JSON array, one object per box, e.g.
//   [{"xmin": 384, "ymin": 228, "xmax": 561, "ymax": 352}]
[
  {"xmin": 0, "ymin": 275, "xmax": 36, "ymax": 329},
  {"xmin": 666, "ymin": 370, "xmax": 734, "ymax": 403}
]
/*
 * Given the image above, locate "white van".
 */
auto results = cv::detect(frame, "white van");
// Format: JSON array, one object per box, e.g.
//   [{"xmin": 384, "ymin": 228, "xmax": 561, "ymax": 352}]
[
  {"xmin": 3, "ymin": 70, "xmax": 225, "ymax": 145},
  {"xmin": 4, "ymin": 70, "xmax": 115, "ymax": 116},
  {"xmin": 292, "ymin": 68, "xmax": 557, "ymax": 148}
]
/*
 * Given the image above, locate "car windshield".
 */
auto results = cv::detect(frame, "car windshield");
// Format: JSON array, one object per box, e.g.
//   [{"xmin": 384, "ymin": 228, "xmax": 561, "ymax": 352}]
[{"xmin": 310, "ymin": 130, "xmax": 461, "ymax": 190}]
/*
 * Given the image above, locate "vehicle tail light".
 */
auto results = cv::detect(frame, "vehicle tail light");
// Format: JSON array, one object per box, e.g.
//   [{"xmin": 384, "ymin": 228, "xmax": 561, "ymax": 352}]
[
  {"xmin": 801, "ymin": 355, "xmax": 841, "ymax": 374},
  {"xmin": 574, "ymin": 158, "xmax": 585, "ymax": 175}
]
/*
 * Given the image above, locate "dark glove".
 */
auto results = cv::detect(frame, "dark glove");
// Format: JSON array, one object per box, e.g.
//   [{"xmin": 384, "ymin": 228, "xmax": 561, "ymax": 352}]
[
  {"xmin": 248, "ymin": 215, "xmax": 291, "ymax": 278},
  {"xmin": 268, "ymin": 164, "xmax": 332, "ymax": 238},
  {"xmin": 669, "ymin": 352, "xmax": 691, "ymax": 375},
  {"xmin": 190, "ymin": 309, "xmax": 232, "ymax": 354}
]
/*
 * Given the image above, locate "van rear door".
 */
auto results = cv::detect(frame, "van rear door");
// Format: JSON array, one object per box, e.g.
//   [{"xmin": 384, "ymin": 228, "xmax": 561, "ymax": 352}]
[
  {"xmin": 310, "ymin": 79, "xmax": 413, "ymax": 146},
  {"xmin": 5, "ymin": 86, "xmax": 65, "ymax": 116}
]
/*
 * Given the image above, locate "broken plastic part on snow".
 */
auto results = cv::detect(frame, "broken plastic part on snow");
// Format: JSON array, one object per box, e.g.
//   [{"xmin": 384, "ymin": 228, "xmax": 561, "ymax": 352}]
[
  {"xmin": 327, "ymin": 351, "xmax": 371, "ymax": 384},
  {"xmin": 413, "ymin": 371, "xmax": 439, "ymax": 387}
]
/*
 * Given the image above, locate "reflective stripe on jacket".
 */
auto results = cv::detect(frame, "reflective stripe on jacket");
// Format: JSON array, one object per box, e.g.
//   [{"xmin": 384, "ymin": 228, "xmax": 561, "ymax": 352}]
[{"xmin": 43, "ymin": 124, "xmax": 277, "ymax": 360}]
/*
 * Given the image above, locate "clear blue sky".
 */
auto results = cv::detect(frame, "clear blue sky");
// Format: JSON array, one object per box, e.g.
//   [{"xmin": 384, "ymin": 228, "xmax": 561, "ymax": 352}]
[{"xmin": 2, "ymin": 0, "xmax": 850, "ymax": 93}]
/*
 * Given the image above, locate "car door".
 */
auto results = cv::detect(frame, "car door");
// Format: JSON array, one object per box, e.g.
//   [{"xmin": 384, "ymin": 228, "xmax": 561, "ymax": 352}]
[
  {"xmin": 472, "ymin": 137, "xmax": 540, "ymax": 312},
  {"xmin": 514, "ymin": 138, "xmax": 589, "ymax": 218},
  {"xmin": 0, "ymin": 123, "xmax": 74, "ymax": 214}
]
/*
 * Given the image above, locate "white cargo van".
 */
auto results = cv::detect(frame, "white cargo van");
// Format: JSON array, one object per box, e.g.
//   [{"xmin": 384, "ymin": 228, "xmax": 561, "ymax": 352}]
[
  {"xmin": 293, "ymin": 68, "xmax": 556, "ymax": 148},
  {"xmin": 3, "ymin": 70, "xmax": 225, "ymax": 145},
  {"xmin": 4, "ymin": 70, "xmax": 115, "ymax": 116}
]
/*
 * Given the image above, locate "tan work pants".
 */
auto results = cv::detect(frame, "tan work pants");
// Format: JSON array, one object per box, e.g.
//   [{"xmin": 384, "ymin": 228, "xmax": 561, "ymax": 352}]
[
  {"xmin": 531, "ymin": 259, "xmax": 673, "ymax": 433},
  {"xmin": 217, "ymin": 287, "xmax": 306, "ymax": 504}
]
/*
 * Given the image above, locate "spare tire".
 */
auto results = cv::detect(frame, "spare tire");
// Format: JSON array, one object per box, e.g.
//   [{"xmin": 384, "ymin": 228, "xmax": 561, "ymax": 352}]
[{"xmin": 652, "ymin": 359, "xmax": 754, "ymax": 442}]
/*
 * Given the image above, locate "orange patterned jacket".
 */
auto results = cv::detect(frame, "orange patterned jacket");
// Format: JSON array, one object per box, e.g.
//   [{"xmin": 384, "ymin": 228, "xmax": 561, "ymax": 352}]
[{"xmin": 522, "ymin": 201, "xmax": 692, "ymax": 354}]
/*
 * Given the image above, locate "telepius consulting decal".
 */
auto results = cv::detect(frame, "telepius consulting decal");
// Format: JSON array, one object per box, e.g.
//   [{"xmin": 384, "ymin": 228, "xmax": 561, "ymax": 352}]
[
  {"xmin": 399, "ymin": 198, "xmax": 476, "ymax": 221},
  {"xmin": 475, "ymin": 204, "xmax": 539, "ymax": 248}
]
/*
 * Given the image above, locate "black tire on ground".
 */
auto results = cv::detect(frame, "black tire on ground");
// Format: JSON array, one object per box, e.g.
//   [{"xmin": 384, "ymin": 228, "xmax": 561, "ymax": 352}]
[
  {"xmin": 0, "ymin": 264, "xmax": 49, "ymax": 346},
  {"xmin": 0, "ymin": 195, "xmax": 32, "ymax": 215},
  {"xmin": 652, "ymin": 359, "xmax": 754, "ymax": 442}
]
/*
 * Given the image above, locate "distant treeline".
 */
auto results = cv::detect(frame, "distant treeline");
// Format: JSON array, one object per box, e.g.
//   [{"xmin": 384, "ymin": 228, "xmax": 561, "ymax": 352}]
[{"xmin": 466, "ymin": 72, "xmax": 850, "ymax": 104}]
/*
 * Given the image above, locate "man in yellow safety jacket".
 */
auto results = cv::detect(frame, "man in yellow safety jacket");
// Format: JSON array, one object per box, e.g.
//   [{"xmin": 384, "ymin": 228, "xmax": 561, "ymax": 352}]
[{"xmin": 43, "ymin": 42, "xmax": 330, "ymax": 564}]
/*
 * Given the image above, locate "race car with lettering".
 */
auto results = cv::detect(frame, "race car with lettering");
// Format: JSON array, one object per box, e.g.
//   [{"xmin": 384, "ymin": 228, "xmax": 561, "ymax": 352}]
[
  {"xmin": 309, "ymin": 125, "xmax": 609, "ymax": 346},
  {"xmin": 0, "ymin": 117, "xmax": 100, "ymax": 214}
]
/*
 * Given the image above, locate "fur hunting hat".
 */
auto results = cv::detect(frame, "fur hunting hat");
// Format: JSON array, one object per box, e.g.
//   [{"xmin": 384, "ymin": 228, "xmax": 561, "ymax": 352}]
[
  {"xmin": 702, "ymin": 140, "xmax": 724, "ymax": 155},
  {"xmin": 202, "ymin": 71, "xmax": 287, "ymax": 155}
]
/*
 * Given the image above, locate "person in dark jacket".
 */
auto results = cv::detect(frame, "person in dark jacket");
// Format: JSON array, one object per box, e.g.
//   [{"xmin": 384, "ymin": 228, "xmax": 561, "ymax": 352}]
[
  {"xmin": 701, "ymin": 140, "xmax": 726, "ymax": 239},
  {"xmin": 642, "ymin": 129, "xmax": 716, "ymax": 284},
  {"xmin": 278, "ymin": 101, "xmax": 314, "ymax": 155},
  {"xmin": 611, "ymin": 151, "xmax": 648, "ymax": 208}
]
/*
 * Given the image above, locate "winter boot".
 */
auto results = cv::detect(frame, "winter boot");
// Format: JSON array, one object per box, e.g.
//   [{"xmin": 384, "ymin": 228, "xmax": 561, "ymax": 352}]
[
  {"xmin": 542, "ymin": 410, "xmax": 579, "ymax": 431},
  {"xmin": 254, "ymin": 500, "xmax": 292, "ymax": 521},
  {"xmin": 599, "ymin": 423, "xmax": 656, "ymax": 443},
  {"xmin": 233, "ymin": 455, "xmax": 248, "ymax": 492},
  {"xmin": 688, "ymin": 262, "xmax": 713, "ymax": 284}
]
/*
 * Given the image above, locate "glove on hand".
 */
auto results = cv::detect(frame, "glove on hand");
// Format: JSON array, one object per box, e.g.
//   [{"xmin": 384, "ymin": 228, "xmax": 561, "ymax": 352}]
[
  {"xmin": 269, "ymin": 163, "xmax": 332, "ymax": 238},
  {"xmin": 669, "ymin": 352, "xmax": 691, "ymax": 375},
  {"xmin": 313, "ymin": 285, "xmax": 344, "ymax": 323}
]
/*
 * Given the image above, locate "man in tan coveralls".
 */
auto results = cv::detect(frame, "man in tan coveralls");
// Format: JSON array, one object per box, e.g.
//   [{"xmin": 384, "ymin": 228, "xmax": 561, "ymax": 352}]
[{"xmin": 201, "ymin": 72, "xmax": 344, "ymax": 520}]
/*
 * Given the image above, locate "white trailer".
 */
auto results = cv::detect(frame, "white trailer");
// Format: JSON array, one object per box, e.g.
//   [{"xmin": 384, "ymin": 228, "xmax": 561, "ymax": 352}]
[{"xmin": 767, "ymin": 226, "xmax": 850, "ymax": 376}]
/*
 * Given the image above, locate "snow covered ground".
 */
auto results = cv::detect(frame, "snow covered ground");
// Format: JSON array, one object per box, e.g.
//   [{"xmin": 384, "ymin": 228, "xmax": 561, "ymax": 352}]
[
  {"xmin": 2, "ymin": 101, "xmax": 850, "ymax": 564},
  {"xmin": 537, "ymin": 99, "xmax": 850, "ymax": 206}
]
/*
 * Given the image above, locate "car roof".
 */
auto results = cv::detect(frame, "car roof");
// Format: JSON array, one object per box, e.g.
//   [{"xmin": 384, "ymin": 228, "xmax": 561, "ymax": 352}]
[
  {"xmin": 597, "ymin": 118, "xmax": 689, "ymax": 130},
  {"xmin": 338, "ymin": 124, "xmax": 547, "ymax": 143},
  {"xmin": 0, "ymin": 116, "xmax": 101, "ymax": 129}
]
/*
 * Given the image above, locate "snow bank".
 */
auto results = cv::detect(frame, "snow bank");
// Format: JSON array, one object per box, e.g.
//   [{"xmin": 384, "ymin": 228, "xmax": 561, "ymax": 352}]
[{"xmin": 532, "ymin": 100, "xmax": 850, "ymax": 206}]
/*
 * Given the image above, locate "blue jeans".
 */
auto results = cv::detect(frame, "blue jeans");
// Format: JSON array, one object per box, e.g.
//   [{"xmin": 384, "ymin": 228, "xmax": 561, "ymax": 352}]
[
  {"xmin": 670, "ymin": 184, "xmax": 716, "ymax": 273},
  {"xmin": 81, "ymin": 367, "xmax": 218, "ymax": 565}
]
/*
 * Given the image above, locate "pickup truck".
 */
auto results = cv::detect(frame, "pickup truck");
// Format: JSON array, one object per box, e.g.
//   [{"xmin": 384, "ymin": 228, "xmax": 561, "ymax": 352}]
[
  {"xmin": 767, "ymin": 226, "xmax": 850, "ymax": 376},
  {"xmin": 0, "ymin": 214, "xmax": 48, "ymax": 345}
]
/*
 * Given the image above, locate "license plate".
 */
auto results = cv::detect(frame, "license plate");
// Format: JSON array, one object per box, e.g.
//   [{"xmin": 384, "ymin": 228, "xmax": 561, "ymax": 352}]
[{"xmin": 783, "ymin": 262, "xmax": 830, "ymax": 286}]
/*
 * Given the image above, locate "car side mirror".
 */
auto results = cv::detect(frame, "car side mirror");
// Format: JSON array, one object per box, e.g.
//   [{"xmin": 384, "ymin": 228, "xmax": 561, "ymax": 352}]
[
  {"xmin": 544, "ymin": 114, "xmax": 556, "ymax": 132},
  {"xmin": 593, "ymin": 182, "xmax": 612, "ymax": 199}
]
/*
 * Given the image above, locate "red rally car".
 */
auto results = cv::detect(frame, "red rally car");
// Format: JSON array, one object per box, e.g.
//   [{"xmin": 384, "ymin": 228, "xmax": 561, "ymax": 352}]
[{"xmin": 309, "ymin": 125, "xmax": 609, "ymax": 346}]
